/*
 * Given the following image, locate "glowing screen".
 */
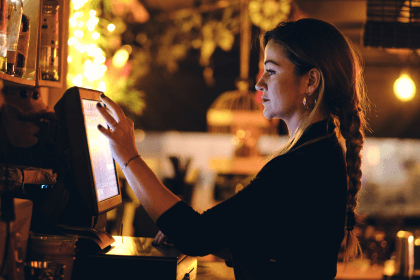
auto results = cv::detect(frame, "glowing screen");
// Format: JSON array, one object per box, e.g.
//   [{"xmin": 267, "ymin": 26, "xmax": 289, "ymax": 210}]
[{"xmin": 82, "ymin": 99, "xmax": 119, "ymax": 202}]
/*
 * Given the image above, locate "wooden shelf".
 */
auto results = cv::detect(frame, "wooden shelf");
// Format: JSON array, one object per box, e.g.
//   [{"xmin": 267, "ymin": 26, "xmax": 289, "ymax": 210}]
[
  {"xmin": 37, "ymin": 79, "xmax": 63, "ymax": 88},
  {"xmin": 0, "ymin": 72, "xmax": 36, "ymax": 87}
]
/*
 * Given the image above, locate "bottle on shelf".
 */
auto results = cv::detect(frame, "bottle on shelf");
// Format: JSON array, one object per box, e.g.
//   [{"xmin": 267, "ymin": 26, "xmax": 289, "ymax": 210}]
[
  {"xmin": 40, "ymin": 0, "xmax": 59, "ymax": 81},
  {"xmin": 14, "ymin": 13, "xmax": 29, "ymax": 78},
  {"xmin": 0, "ymin": 0, "xmax": 7, "ymax": 73},
  {"xmin": 5, "ymin": 0, "xmax": 23, "ymax": 76}
]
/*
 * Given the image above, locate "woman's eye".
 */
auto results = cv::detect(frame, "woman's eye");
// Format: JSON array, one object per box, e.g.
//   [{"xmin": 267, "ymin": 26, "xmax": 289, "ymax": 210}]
[{"xmin": 266, "ymin": 69, "xmax": 275, "ymax": 76}]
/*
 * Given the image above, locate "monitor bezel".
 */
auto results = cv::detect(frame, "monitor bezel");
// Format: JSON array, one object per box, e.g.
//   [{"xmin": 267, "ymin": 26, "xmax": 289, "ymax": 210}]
[{"xmin": 55, "ymin": 86, "xmax": 122, "ymax": 216}]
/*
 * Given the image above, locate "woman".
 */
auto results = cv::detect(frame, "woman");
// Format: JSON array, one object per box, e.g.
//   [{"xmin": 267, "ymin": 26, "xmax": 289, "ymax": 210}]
[{"xmin": 97, "ymin": 18, "xmax": 369, "ymax": 279}]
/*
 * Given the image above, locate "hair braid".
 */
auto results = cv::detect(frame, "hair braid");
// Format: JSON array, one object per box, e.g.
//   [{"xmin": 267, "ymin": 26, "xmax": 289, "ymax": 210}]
[{"xmin": 339, "ymin": 106, "xmax": 365, "ymax": 262}]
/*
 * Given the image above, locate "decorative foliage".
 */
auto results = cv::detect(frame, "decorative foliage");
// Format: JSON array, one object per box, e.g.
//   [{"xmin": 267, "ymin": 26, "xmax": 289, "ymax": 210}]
[
  {"xmin": 67, "ymin": 0, "xmax": 108, "ymax": 91},
  {"xmin": 67, "ymin": 0, "xmax": 145, "ymax": 115},
  {"xmin": 123, "ymin": 4, "xmax": 241, "ymax": 88},
  {"xmin": 248, "ymin": 0, "xmax": 292, "ymax": 31}
]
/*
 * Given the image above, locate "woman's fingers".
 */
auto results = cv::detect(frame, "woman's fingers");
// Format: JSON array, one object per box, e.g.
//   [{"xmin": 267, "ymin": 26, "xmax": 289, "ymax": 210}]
[
  {"xmin": 97, "ymin": 123, "xmax": 112, "ymax": 138},
  {"xmin": 153, "ymin": 231, "xmax": 168, "ymax": 245},
  {"xmin": 96, "ymin": 102, "xmax": 117, "ymax": 128},
  {"xmin": 99, "ymin": 94, "xmax": 124, "ymax": 123}
]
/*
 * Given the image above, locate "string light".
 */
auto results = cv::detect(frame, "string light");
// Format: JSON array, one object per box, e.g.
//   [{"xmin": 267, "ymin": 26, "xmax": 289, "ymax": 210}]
[
  {"xmin": 112, "ymin": 49, "xmax": 129, "ymax": 67},
  {"xmin": 107, "ymin": 24, "xmax": 115, "ymax": 32},
  {"xmin": 68, "ymin": 37, "xmax": 77, "ymax": 46},
  {"xmin": 67, "ymin": 0, "xmax": 110, "ymax": 91},
  {"xmin": 91, "ymin": 32, "xmax": 100, "ymax": 40},
  {"xmin": 69, "ymin": 17, "xmax": 77, "ymax": 27}
]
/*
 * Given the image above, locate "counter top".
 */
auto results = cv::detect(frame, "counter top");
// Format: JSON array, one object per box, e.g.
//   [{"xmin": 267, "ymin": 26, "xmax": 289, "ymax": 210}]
[{"xmin": 196, "ymin": 260, "xmax": 384, "ymax": 280}]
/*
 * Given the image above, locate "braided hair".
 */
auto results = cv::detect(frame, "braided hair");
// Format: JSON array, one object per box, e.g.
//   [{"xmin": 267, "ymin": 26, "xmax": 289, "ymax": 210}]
[{"xmin": 262, "ymin": 18, "xmax": 369, "ymax": 262}]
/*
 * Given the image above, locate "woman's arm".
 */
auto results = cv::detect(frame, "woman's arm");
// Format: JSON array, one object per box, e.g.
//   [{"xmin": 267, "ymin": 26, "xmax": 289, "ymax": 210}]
[
  {"xmin": 96, "ymin": 94, "xmax": 180, "ymax": 222},
  {"xmin": 121, "ymin": 154, "xmax": 181, "ymax": 222}
]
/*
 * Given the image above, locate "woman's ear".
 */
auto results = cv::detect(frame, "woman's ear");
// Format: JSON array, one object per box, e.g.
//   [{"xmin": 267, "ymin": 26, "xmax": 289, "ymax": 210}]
[{"xmin": 306, "ymin": 68, "xmax": 321, "ymax": 96}]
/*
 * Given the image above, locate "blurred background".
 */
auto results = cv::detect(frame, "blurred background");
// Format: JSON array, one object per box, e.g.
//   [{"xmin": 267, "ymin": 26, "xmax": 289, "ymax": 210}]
[
  {"xmin": 4, "ymin": 0, "xmax": 420, "ymax": 278},
  {"xmin": 62, "ymin": 0, "xmax": 420, "ymax": 270}
]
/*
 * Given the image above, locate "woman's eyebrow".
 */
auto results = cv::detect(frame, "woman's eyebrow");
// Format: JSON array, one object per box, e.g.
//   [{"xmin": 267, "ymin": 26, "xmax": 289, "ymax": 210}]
[{"xmin": 264, "ymin": 60, "xmax": 280, "ymax": 66}]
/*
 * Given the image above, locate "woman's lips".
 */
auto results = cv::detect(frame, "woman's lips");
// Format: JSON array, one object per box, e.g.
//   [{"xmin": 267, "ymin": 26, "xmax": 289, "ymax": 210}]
[{"xmin": 262, "ymin": 98, "xmax": 270, "ymax": 103}]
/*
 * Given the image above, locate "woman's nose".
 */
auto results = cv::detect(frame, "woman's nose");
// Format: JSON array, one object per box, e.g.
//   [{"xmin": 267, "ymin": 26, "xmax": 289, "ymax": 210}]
[{"xmin": 255, "ymin": 78, "xmax": 265, "ymax": 92}]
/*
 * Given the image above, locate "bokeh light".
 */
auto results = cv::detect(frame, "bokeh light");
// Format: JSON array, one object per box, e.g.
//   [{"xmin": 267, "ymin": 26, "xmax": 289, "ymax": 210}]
[{"xmin": 394, "ymin": 74, "xmax": 416, "ymax": 101}]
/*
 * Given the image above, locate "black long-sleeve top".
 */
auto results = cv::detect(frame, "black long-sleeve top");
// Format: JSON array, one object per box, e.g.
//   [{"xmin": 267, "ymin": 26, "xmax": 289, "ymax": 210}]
[{"xmin": 156, "ymin": 119, "xmax": 348, "ymax": 279}]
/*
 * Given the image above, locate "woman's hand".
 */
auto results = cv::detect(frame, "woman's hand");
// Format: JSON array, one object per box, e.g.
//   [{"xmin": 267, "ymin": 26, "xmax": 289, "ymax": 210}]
[
  {"xmin": 96, "ymin": 94, "xmax": 139, "ymax": 168},
  {"xmin": 153, "ymin": 230, "xmax": 172, "ymax": 246}
]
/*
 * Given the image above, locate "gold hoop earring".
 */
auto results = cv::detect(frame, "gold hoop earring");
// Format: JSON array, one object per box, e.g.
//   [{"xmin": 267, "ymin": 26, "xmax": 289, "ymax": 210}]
[
  {"xmin": 303, "ymin": 93, "xmax": 310, "ymax": 110},
  {"xmin": 303, "ymin": 93, "xmax": 317, "ymax": 110}
]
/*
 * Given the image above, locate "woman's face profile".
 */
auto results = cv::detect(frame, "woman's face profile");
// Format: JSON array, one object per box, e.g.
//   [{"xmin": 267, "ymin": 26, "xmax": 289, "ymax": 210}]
[{"xmin": 255, "ymin": 40, "xmax": 308, "ymax": 122}]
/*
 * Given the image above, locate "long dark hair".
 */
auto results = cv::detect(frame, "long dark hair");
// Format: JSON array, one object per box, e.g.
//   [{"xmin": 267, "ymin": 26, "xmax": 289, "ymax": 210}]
[{"xmin": 262, "ymin": 18, "xmax": 369, "ymax": 262}]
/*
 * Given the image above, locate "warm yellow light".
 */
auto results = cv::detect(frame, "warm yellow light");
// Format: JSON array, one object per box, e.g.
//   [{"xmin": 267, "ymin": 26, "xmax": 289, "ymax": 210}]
[
  {"xmin": 394, "ymin": 74, "xmax": 416, "ymax": 101},
  {"xmin": 83, "ymin": 58, "xmax": 106, "ymax": 82},
  {"xmin": 121, "ymin": 44, "xmax": 132, "ymax": 54},
  {"xmin": 98, "ymin": 81, "xmax": 106, "ymax": 92},
  {"xmin": 87, "ymin": 44, "xmax": 100, "ymax": 57},
  {"xmin": 94, "ymin": 55, "xmax": 106, "ymax": 64},
  {"xmin": 236, "ymin": 129, "xmax": 245, "ymax": 139},
  {"xmin": 84, "ymin": 60, "xmax": 100, "ymax": 82},
  {"xmin": 231, "ymin": 136, "xmax": 240, "ymax": 146},
  {"xmin": 112, "ymin": 49, "xmax": 129, "ymax": 67},
  {"xmin": 207, "ymin": 109, "xmax": 234, "ymax": 126},
  {"xmin": 74, "ymin": 30, "xmax": 84, "ymax": 38},
  {"xmin": 84, "ymin": 60, "xmax": 92, "ymax": 68},
  {"xmin": 69, "ymin": 17, "xmax": 77, "ymax": 27},
  {"xmin": 72, "ymin": 0, "xmax": 88, "ymax": 9},
  {"xmin": 383, "ymin": 260, "xmax": 395, "ymax": 276},
  {"xmin": 93, "ymin": 17, "xmax": 99, "ymax": 25},
  {"xmin": 72, "ymin": 74, "xmax": 84, "ymax": 87},
  {"xmin": 68, "ymin": 37, "xmax": 77, "ymax": 46},
  {"xmin": 69, "ymin": 0, "xmax": 107, "ymax": 92},
  {"xmin": 415, "ymin": 238, "xmax": 420, "ymax": 246},
  {"xmin": 91, "ymin": 32, "xmax": 100, "ymax": 40},
  {"xmin": 86, "ymin": 18, "xmax": 98, "ymax": 31},
  {"xmin": 77, "ymin": 44, "xmax": 86, "ymax": 53},
  {"xmin": 92, "ymin": 46, "xmax": 103, "ymax": 58},
  {"xmin": 107, "ymin": 24, "xmax": 115, "ymax": 32}
]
